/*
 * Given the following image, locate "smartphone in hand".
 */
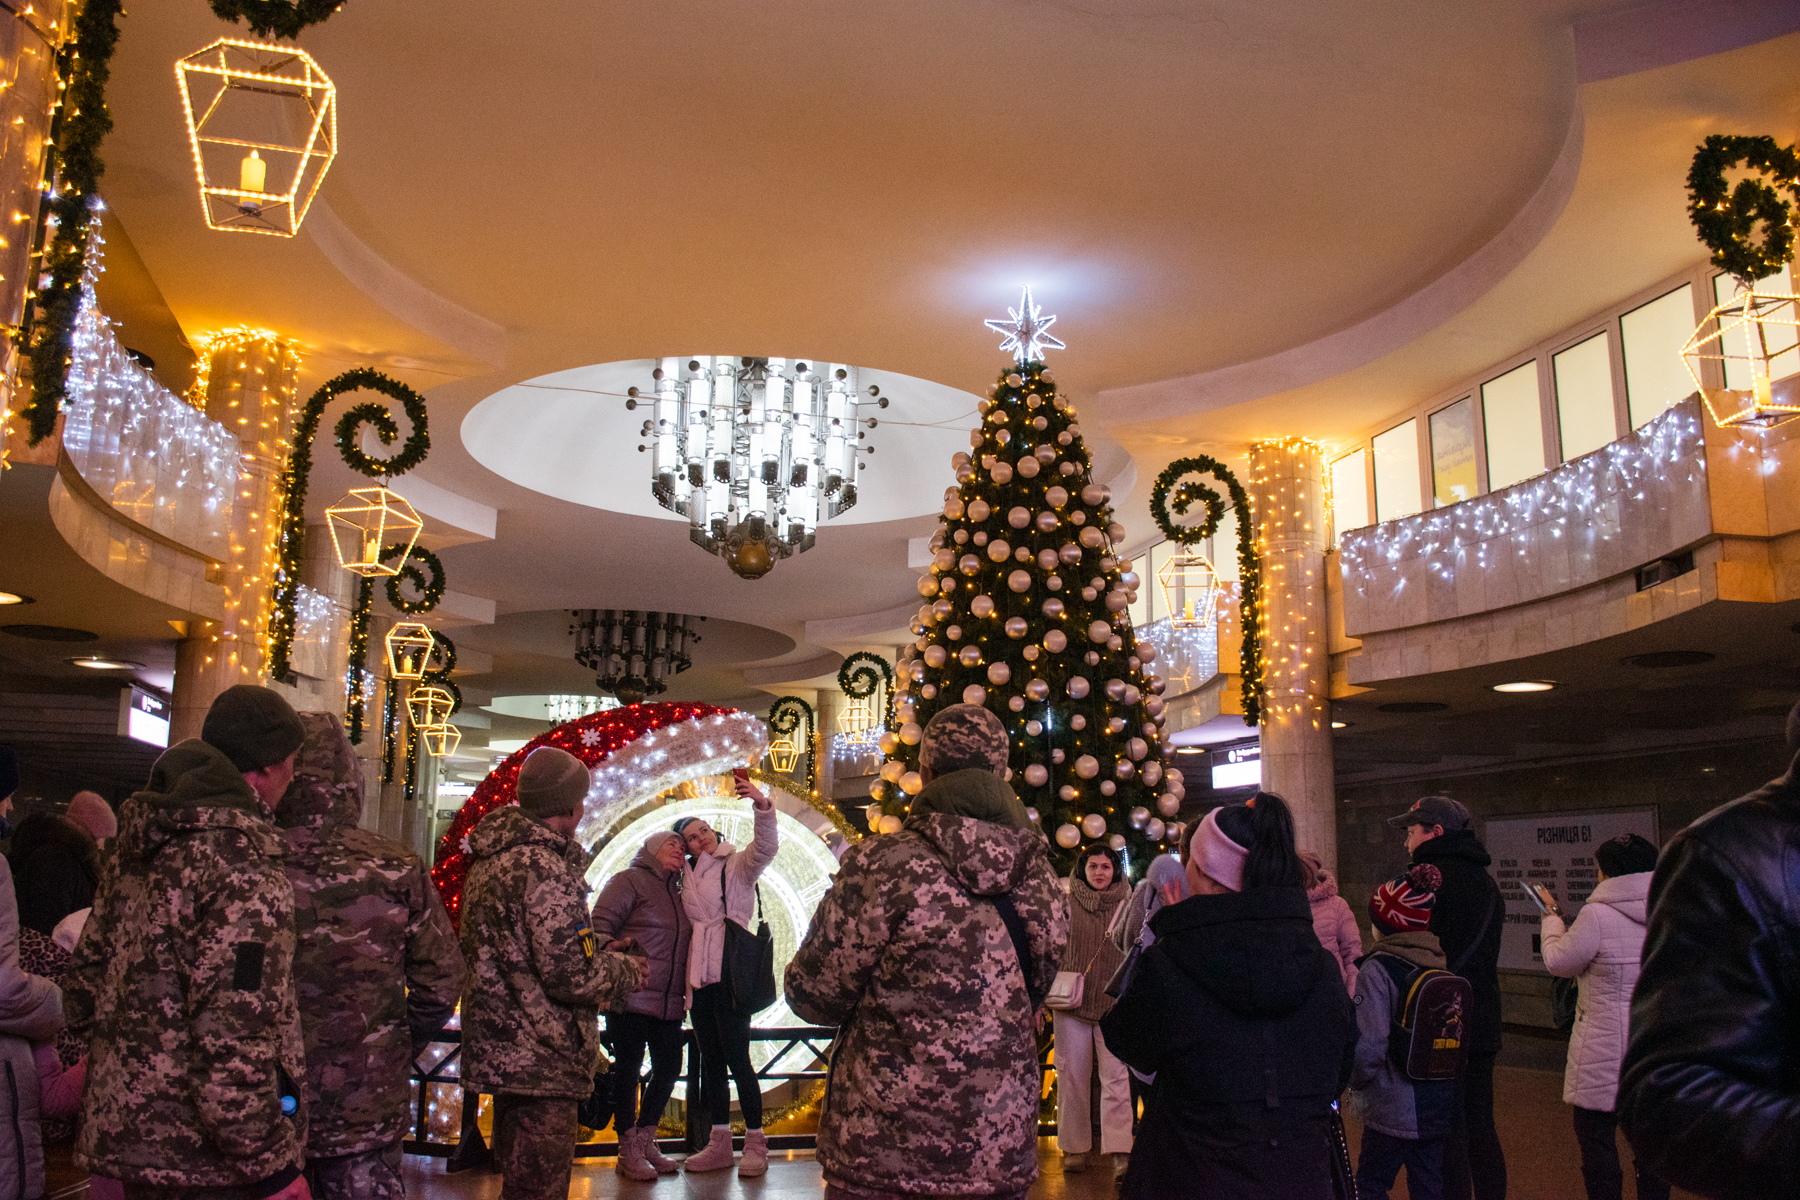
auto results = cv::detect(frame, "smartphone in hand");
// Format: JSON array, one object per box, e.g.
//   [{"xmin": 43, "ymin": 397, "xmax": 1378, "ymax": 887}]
[
  {"xmin": 732, "ymin": 767, "xmax": 749, "ymax": 785},
  {"xmin": 1525, "ymin": 883, "xmax": 1558, "ymax": 915}
]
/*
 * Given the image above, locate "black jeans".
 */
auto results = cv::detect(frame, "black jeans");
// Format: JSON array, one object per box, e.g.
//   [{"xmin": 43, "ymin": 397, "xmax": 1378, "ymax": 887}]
[
  {"xmin": 1355, "ymin": 1127, "xmax": 1445, "ymax": 1200},
  {"xmin": 690, "ymin": 981, "xmax": 762, "ymax": 1128},
  {"xmin": 1443, "ymin": 1051, "xmax": 1506, "ymax": 1200},
  {"xmin": 606, "ymin": 1010, "xmax": 686, "ymax": 1130},
  {"xmin": 1572, "ymin": 1105, "xmax": 1671, "ymax": 1200}
]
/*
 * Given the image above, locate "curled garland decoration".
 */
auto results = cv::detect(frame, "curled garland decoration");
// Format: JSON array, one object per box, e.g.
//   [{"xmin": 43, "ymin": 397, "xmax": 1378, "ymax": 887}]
[
  {"xmin": 382, "ymin": 544, "xmax": 447, "ymax": 614},
  {"xmin": 268, "ymin": 368, "xmax": 431, "ymax": 683},
  {"xmin": 380, "ymin": 686, "xmax": 397, "ymax": 784},
  {"xmin": 345, "ymin": 576, "xmax": 374, "ymax": 743},
  {"xmin": 837, "ymin": 652, "xmax": 896, "ymax": 730},
  {"xmin": 1687, "ymin": 134, "xmax": 1800, "ymax": 285},
  {"xmin": 207, "ymin": 0, "xmax": 347, "ymax": 40},
  {"xmin": 1150, "ymin": 456, "xmax": 1263, "ymax": 725},
  {"xmin": 767, "ymin": 695, "xmax": 817, "ymax": 800},
  {"xmin": 20, "ymin": 0, "xmax": 124, "ymax": 445},
  {"xmin": 419, "ymin": 630, "xmax": 462, "ymax": 717}
]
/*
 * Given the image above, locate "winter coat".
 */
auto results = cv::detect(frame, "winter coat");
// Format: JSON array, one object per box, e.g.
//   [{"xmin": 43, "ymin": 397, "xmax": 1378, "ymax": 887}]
[
  {"xmin": 1101, "ymin": 887, "xmax": 1357, "ymax": 1200},
  {"xmin": 0, "ymin": 856, "xmax": 64, "ymax": 1200},
  {"xmin": 1621, "ymin": 749, "xmax": 1800, "ymax": 1200},
  {"xmin": 274, "ymin": 714, "xmax": 466, "ymax": 1157},
  {"xmin": 1411, "ymin": 828, "xmax": 1504, "ymax": 1054},
  {"xmin": 63, "ymin": 739, "xmax": 308, "ymax": 1192},
  {"xmin": 1350, "ymin": 930, "xmax": 1455, "ymax": 1140},
  {"xmin": 1307, "ymin": 868, "xmax": 1364, "ymax": 994},
  {"xmin": 1061, "ymin": 874, "xmax": 1127, "ymax": 1023},
  {"xmin": 8, "ymin": 815, "xmax": 98, "ymax": 937},
  {"xmin": 682, "ymin": 803, "xmax": 778, "ymax": 992},
  {"xmin": 1540, "ymin": 871, "xmax": 1649, "ymax": 1111},
  {"xmin": 589, "ymin": 845, "xmax": 691, "ymax": 1021},
  {"xmin": 786, "ymin": 803, "xmax": 1068, "ymax": 1198},
  {"xmin": 458, "ymin": 806, "xmax": 642, "ymax": 1100}
]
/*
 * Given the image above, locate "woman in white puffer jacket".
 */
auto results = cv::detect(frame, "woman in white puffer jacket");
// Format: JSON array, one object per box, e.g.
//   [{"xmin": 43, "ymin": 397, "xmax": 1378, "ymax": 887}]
[{"xmin": 1539, "ymin": 834, "xmax": 1669, "ymax": 1200}]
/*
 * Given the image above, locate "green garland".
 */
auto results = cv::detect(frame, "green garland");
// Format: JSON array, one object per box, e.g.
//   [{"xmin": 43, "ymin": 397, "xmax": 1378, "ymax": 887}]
[
  {"xmin": 1150, "ymin": 455, "xmax": 1263, "ymax": 725},
  {"xmin": 19, "ymin": 0, "xmax": 124, "ymax": 445},
  {"xmin": 268, "ymin": 368, "xmax": 431, "ymax": 683},
  {"xmin": 345, "ymin": 576, "xmax": 374, "ymax": 743},
  {"xmin": 380, "ymin": 686, "xmax": 397, "ymax": 784},
  {"xmin": 383, "ymin": 544, "xmax": 446, "ymax": 613},
  {"xmin": 837, "ymin": 651, "xmax": 896, "ymax": 730},
  {"xmin": 208, "ymin": 0, "xmax": 347, "ymax": 40},
  {"xmin": 1687, "ymin": 134, "xmax": 1800, "ymax": 285},
  {"xmin": 767, "ymin": 695, "xmax": 817, "ymax": 799}
]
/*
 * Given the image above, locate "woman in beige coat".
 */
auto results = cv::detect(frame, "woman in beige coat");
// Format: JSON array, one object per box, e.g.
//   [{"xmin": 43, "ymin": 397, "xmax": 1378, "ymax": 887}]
[{"xmin": 1055, "ymin": 844, "xmax": 1132, "ymax": 1179}]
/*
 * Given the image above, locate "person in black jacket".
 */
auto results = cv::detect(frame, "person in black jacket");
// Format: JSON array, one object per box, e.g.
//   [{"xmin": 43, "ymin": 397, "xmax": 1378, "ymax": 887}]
[
  {"xmin": 1618, "ymin": 704, "xmax": 1800, "ymax": 1200},
  {"xmin": 1389, "ymin": 795, "xmax": 1505, "ymax": 1200},
  {"xmin": 1102, "ymin": 792, "xmax": 1356, "ymax": 1199},
  {"xmin": 8, "ymin": 812, "xmax": 98, "ymax": 936}
]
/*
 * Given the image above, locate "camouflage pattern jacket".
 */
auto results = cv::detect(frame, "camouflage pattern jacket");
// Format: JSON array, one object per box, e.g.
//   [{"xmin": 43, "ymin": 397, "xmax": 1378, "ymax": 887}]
[
  {"xmin": 787, "ymin": 808, "xmax": 1069, "ymax": 1197},
  {"xmin": 64, "ymin": 740, "xmax": 308, "ymax": 1192},
  {"xmin": 275, "ymin": 714, "xmax": 466, "ymax": 1157},
  {"xmin": 459, "ymin": 806, "xmax": 643, "ymax": 1099}
]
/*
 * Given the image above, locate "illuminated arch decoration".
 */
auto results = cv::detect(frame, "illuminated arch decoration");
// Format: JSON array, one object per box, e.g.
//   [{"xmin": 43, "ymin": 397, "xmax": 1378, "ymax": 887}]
[{"xmin": 431, "ymin": 702, "xmax": 767, "ymax": 922}]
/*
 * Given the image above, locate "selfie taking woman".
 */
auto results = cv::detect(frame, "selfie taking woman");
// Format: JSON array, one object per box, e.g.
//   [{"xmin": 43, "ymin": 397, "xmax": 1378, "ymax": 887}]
[
  {"xmin": 672, "ymin": 775, "xmax": 778, "ymax": 1177},
  {"xmin": 1055, "ymin": 843, "xmax": 1133, "ymax": 1179}
]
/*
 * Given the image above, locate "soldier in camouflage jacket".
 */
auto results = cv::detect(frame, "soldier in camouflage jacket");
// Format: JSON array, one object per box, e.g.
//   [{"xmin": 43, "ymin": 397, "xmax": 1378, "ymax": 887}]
[
  {"xmin": 788, "ymin": 731, "xmax": 1068, "ymax": 1199},
  {"xmin": 65, "ymin": 686, "xmax": 310, "ymax": 1200},
  {"xmin": 275, "ymin": 714, "xmax": 465, "ymax": 1199}
]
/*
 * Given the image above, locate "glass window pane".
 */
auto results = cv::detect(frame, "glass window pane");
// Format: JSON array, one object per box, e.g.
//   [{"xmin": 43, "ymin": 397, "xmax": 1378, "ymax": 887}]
[
  {"xmin": 1331, "ymin": 450, "xmax": 1370, "ymax": 537},
  {"xmin": 1622, "ymin": 284, "xmax": 1696, "ymax": 428},
  {"xmin": 1146, "ymin": 540, "xmax": 1173, "ymax": 624},
  {"xmin": 1482, "ymin": 362, "xmax": 1544, "ymax": 490},
  {"xmin": 1373, "ymin": 420, "xmax": 1422, "ymax": 523},
  {"xmin": 1554, "ymin": 332, "xmax": 1615, "ymax": 460},
  {"xmin": 1714, "ymin": 264, "xmax": 1799, "ymax": 390},
  {"xmin": 1213, "ymin": 511, "xmax": 1240, "ymax": 583},
  {"xmin": 1429, "ymin": 398, "xmax": 1477, "ymax": 507}
]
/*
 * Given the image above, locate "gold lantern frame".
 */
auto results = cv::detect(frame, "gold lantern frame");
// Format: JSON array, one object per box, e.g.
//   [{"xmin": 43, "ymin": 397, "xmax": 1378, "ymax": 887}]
[
  {"xmin": 1683, "ymin": 285, "xmax": 1800, "ymax": 429},
  {"xmin": 405, "ymin": 685, "xmax": 457, "ymax": 732},
  {"xmin": 1157, "ymin": 551, "xmax": 1223, "ymax": 628},
  {"xmin": 767, "ymin": 734, "xmax": 800, "ymax": 774},
  {"xmin": 420, "ymin": 724, "xmax": 462, "ymax": 758},
  {"xmin": 326, "ymin": 486, "xmax": 424, "ymax": 578},
  {"xmin": 384, "ymin": 622, "xmax": 436, "ymax": 680},
  {"xmin": 175, "ymin": 38, "xmax": 337, "ymax": 237}
]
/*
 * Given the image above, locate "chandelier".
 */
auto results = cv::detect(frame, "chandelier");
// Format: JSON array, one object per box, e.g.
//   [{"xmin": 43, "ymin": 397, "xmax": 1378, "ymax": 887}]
[
  {"xmin": 629, "ymin": 357, "xmax": 885, "ymax": 579},
  {"xmin": 571, "ymin": 610, "xmax": 704, "ymax": 704}
]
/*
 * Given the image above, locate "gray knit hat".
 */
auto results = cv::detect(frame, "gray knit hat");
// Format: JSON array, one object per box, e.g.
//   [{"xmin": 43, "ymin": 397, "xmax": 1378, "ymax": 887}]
[
  {"xmin": 202, "ymin": 685, "xmax": 306, "ymax": 773},
  {"xmin": 516, "ymin": 746, "xmax": 589, "ymax": 820},
  {"xmin": 920, "ymin": 704, "xmax": 1010, "ymax": 777}
]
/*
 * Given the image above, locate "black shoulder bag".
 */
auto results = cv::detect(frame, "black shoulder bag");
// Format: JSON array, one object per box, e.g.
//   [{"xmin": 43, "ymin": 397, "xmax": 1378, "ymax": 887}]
[{"xmin": 720, "ymin": 866, "xmax": 777, "ymax": 1015}]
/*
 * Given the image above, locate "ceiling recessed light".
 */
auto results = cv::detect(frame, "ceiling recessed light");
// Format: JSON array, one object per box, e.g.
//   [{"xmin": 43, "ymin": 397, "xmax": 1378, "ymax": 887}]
[
  {"xmin": 1492, "ymin": 680, "xmax": 1557, "ymax": 693},
  {"xmin": 67, "ymin": 656, "xmax": 145, "ymax": 670},
  {"xmin": 0, "ymin": 592, "xmax": 32, "ymax": 606},
  {"xmin": 1175, "ymin": 746, "xmax": 1204, "ymax": 755},
  {"xmin": 1331, "ymin": 720, "xmax": 1350, "ymax": 729}
]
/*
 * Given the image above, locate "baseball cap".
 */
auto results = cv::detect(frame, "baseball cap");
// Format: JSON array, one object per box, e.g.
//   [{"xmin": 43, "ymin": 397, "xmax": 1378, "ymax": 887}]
[{"xmin": 1385, "ymin": 795, "xmax": 1471, "ymax": 832}]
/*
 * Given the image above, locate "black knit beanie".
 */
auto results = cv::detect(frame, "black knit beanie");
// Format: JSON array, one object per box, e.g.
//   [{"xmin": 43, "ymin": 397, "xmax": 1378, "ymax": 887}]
[{"xmin": 202, "ymin": 685, "xmax": 306, "ymax": 773}]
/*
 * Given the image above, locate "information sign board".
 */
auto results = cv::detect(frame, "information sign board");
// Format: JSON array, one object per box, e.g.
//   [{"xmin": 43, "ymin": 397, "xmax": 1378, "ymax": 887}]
[{"xmin": 1484, "ymin": 808, "xmax": 1658, "ymax": 971}]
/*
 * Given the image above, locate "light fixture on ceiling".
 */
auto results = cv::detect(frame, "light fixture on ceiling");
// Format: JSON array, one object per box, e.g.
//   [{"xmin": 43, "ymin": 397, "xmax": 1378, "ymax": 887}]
[
  {"xmin": 176, "ymin": 39, "xmax": 338, "ymax": 236},
  {"xmin": 68, "ymin": 656, "xmax": 145, "ymax": 670},
  {"xmin": 1492, "ymin": 680, "xmax": 1557, "ymax": 693},
  {"xmin": 1175, "ymin": 746, "xmax": 1204, "ymax": 755},
  {"xmin": 571, "ymin": 610, "xmax": 703, "ymax": 704},
  {"xmin": 1331, "ymin": 720, "xmax": 1350, "ymax": 729},
  {"xmin": 0, "ymin": 593, "xmax": 32, "ymax": 606},
  {"xmin": 628, "ymin": 357, "xmax": 884, "ymax": 579}
]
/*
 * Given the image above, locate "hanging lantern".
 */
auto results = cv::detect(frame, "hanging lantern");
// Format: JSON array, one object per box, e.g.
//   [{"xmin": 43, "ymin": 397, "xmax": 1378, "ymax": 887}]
[
  {"xmin": 175, "ymin": 39, "xmax": 338, "ymax": 237},
  {"xmin": 838, "ymin": 698, "xmax": 877, "ymax": 738},
  {"xmin": 767, "ymin": 734, "xmax": 800, "ymax": 774},
  {"xmin": 1157, "ymin": 552, "xmax": 1223, "ymax": 628},
  {"xmin": 326, "ymin": 486, "xmax": 423, "ymax": 577},
  {"xmin": 406, "ymin": 685, "xmax": 456, "ymax": 733},
  {"xmin": 420, "ymin": 723, "xmax": 462, "ymax": 757},
  {"xmin": 1683, "ymin": 284, "xmax": 1800, "ymax": 429},
  {"xmin": 384, "ymin": 622, "xmax": 436, "ymax": 680}
]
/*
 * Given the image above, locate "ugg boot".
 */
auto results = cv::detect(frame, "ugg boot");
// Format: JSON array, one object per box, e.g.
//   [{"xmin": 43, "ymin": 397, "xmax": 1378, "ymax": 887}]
[
  {"xmin": 682, "ymin": 1125, "xmax": 735, "ymax": 1172},
  {"xmin": 638, "ymin": 1126, "xmax": 680, "ymax": 1175},
  {"xmin": 738, "ymin": 1129, "xmax": 768, "ymax": 1178},
  {"xmin": 615, "ymin": 1126, "xmax": 659, "ymax": 1182},
  {"xmin": 1062, "ymin": 1151, "xmax": 1087, "ymax": 1173}
]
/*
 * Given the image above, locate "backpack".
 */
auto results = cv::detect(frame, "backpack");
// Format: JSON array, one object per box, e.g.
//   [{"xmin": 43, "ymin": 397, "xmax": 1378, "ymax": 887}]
[{"xmin": 1375, "ymin": 953, "xmax": 1473, "ymax": 1082}]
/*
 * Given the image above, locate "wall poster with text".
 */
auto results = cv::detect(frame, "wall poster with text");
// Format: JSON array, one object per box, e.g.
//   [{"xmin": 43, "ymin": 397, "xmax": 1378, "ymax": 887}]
[{"xmin": 1484, "ymin": 808, "xmax": 1659, "ymax": 971}]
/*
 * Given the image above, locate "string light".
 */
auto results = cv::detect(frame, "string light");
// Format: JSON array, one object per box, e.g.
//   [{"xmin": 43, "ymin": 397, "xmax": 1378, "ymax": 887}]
[{"xmin": 1248, "ymin": 437, "xmax": 1328, "ymax": 733}]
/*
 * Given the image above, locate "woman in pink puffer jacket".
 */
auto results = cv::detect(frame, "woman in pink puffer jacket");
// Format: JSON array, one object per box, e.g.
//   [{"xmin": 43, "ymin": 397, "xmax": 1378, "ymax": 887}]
[{"xmin": 1299, "ymin": 850, "xmax": 1363, "ymax": 992}]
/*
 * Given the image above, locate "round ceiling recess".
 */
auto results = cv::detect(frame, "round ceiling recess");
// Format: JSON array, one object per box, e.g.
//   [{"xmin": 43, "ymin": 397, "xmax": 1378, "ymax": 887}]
[
  {"xmin": 1622, "ymin": 650, "xmax": 1715, "ymax": 669},
  {"xmin": 1377, "ymin": 701, "xmax": 1450, "ymax": 714},
  {"xmin": 2, "ymin": 625, "xmax": 100, "ymax": 642}
]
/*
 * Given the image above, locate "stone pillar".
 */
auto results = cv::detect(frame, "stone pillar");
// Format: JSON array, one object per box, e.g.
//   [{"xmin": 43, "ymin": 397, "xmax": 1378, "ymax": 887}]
[
  {"xmin": 0, "ymin": 2, "xmax": 67, "ymax": 456},
  {"xmin": 816, "ymin": 689, "xmax": 841, "ymax": 806},
  {"xmin": 1248, "ymin": 438, "xmax": 1336, "ymax": 871}
]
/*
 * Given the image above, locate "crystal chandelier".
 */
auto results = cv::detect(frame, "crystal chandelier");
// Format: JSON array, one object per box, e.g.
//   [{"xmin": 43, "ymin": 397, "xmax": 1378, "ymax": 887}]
[
  {"xmin": 629, "ymin": 357, "xmax": 885, "ymax": 579},
  {"xmin": 571, "ymin": 610, "xmax": 704, "ymax": 704}
]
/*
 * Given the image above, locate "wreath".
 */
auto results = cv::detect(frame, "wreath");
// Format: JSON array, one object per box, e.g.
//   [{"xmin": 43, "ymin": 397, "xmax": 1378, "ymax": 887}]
[
  {"xmin": 207, "ymin": 0, "xmax": 347, "ymax": 40},
  {"xmin": 382, "ymin": 544, "xmax": 447, "ymax": 614},
  {"xmin": 1687, "ymin": 134, "xmax": 1800, "ymax": 285},
  {"xmin": 837, "ymin": 652, "xmax": 896, "ymax": 729},
  {"xmin": 1150, "ymin": 456, "xmax": 1263, "ymax": 725}
]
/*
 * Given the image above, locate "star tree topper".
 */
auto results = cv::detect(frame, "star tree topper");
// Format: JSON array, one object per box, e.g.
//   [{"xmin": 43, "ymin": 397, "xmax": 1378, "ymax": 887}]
[{"xmin": 985, "ymin": 286, "xmax": 1065, "ymax": 364}]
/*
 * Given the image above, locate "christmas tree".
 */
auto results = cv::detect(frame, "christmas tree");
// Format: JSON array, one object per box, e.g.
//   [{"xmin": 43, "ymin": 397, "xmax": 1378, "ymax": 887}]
[{"xmin": 868, "ymin": 290, "xmax": 1186, "ymax": 869}]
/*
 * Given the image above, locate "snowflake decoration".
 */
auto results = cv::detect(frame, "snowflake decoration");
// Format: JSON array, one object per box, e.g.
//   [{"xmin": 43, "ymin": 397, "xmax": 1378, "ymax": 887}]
[
  {"xmin": 984, "ymin": 285, "xmax": 1065, "ymax": 364},
  {"xmin": 581, "ymin": 727, "xmax": 602, "ymax": 747}
]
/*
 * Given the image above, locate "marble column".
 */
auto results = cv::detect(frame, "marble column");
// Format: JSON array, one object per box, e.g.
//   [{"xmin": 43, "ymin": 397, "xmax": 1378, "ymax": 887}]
[
  {"xmin": 815, "ymin": 689, "xmax": 842, "ymax": 807},
  {"xmin": 1248, "ymin": 438, "xmax": 1337, "ymax": 872}
]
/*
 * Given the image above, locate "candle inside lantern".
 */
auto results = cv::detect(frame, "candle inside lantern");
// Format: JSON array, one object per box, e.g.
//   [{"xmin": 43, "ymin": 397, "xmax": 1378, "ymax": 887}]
[{"xmin": 239, "ymin": 150, "xmax": 267, "ymax": 197}]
